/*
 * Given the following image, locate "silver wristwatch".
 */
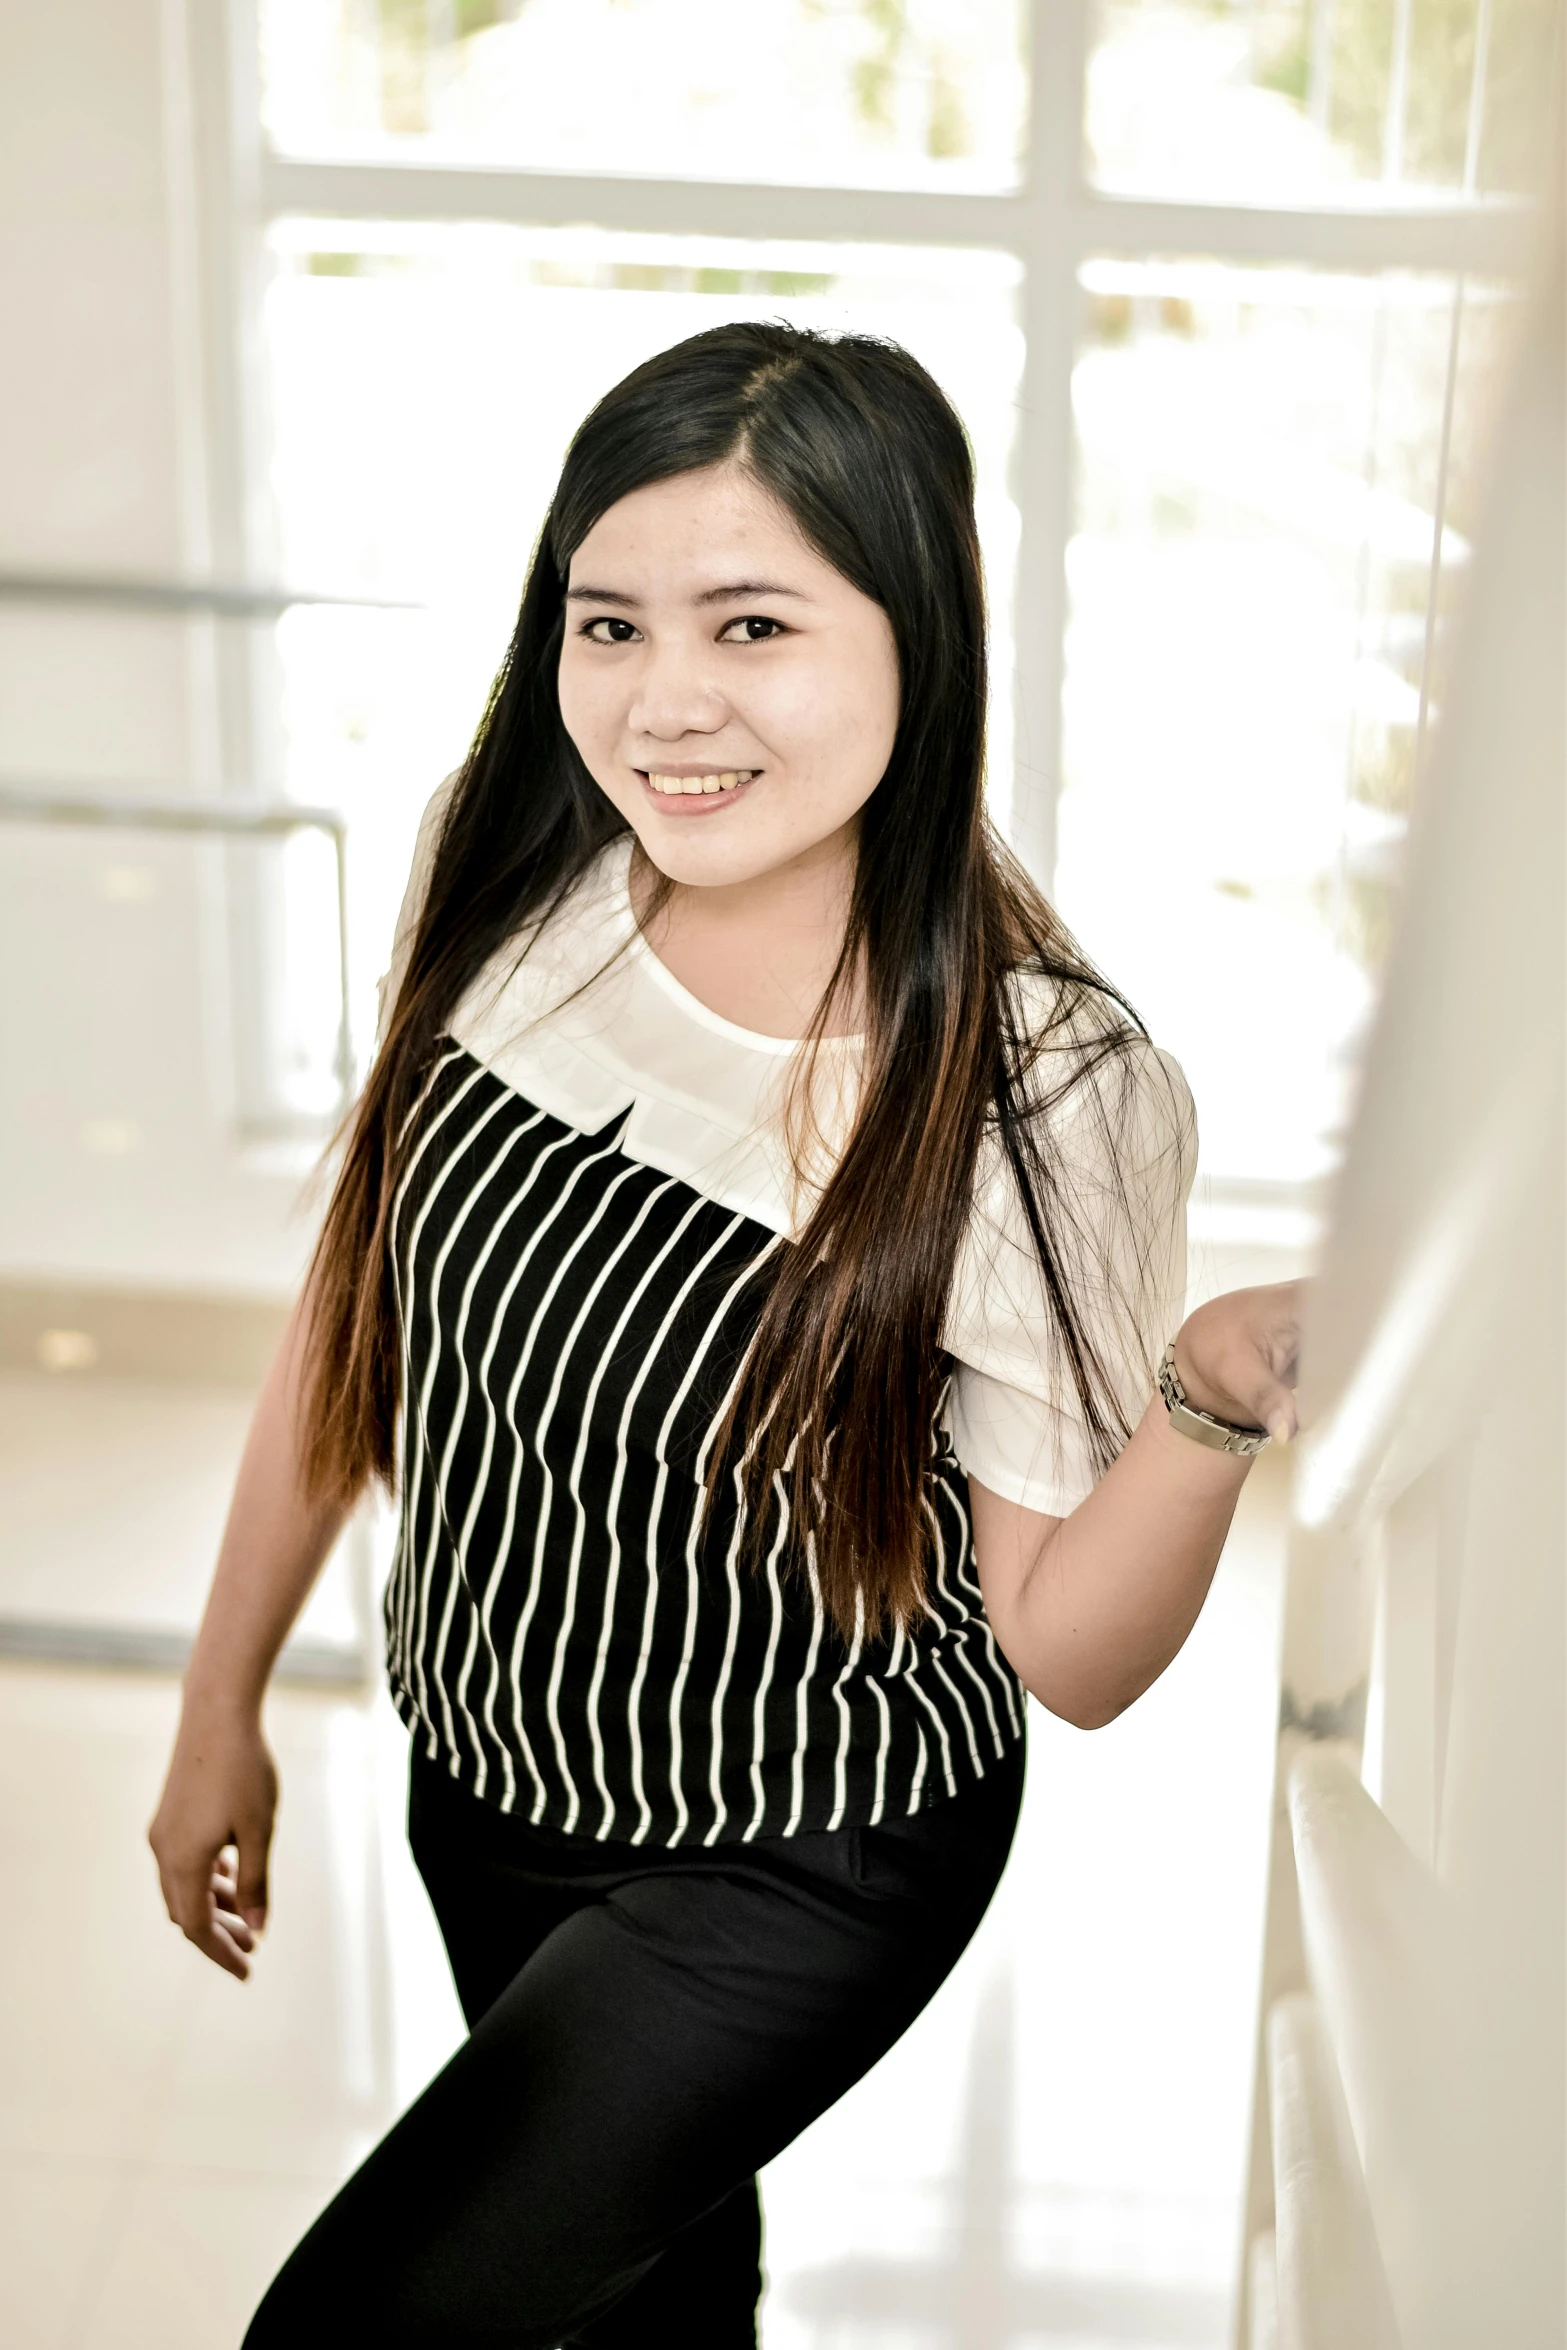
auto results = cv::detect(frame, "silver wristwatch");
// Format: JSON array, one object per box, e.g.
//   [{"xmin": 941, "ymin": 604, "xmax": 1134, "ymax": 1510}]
[{"xmin": 1157, "ymin": 1340, "xmax": 1270, "ymax": 1457}]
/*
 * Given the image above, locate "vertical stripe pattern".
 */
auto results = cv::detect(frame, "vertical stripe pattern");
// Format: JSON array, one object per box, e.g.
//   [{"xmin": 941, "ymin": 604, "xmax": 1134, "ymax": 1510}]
[{"xmin": 385, "ymin": 1047, "xmax": 1023, "ymax": 1846}]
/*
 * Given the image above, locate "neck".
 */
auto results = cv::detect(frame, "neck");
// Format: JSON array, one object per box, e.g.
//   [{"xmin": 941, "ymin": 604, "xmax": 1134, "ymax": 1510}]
[{"xmin": 631, "ymin": 824, "xmax": 862, "ymax": 1040}]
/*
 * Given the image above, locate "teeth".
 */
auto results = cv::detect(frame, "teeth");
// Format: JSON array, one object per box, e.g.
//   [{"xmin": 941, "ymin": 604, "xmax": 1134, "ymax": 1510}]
[{"xmin": 645, "ymin": 769, "xmax": 754, "ymax": 796}]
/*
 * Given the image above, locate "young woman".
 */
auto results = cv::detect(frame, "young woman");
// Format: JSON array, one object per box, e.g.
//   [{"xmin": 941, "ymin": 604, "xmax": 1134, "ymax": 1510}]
[{"xmin": 150, "ymin": 322, "xmax": 1300, "ymax": 2348}]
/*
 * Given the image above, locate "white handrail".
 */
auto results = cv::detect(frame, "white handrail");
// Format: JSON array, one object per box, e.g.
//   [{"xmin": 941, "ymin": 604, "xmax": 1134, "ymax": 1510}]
[
  {"xmin": 1267, "ymin": 1994, "xmax": 1400, "ymax": 2350},
  {"xmin": 1247, "ymin": 2231, "xmax": 1278, "ymax": 2350},
  {"xmin": 1287, "ymin": 1745, "xmax": 1449, "ymax": 2344},
  {"xmin": 1293, "ymin": 1043, "xmax": 1557, "ymax": 1534}
]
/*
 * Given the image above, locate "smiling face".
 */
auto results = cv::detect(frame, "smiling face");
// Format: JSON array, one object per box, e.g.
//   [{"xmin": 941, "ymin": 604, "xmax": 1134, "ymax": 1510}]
[{"xmin": 556, "ymin": 462, "xmax": 900, "ymax": 892}]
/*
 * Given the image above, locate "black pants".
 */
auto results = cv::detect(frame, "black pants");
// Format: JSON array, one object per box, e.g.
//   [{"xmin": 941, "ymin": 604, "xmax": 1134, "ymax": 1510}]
[{"xmin": 243, "ymin": 1737, "xmax": 1024, "ymax": 2349}]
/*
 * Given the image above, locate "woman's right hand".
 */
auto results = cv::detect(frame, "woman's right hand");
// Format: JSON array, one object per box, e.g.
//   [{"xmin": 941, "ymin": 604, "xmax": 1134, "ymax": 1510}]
[
  {"xmin": 144, "ymin": 1293, "xmax": 349, "ymax": 1982},
  {"xmin": 149, "ymin": 1698, "xmax": 279, "ymax": 1981}
]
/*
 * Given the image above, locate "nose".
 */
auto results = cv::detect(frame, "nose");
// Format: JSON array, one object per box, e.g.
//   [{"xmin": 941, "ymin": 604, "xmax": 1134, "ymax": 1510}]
[{"xmin": 627, "ymin": 635, "xmax": 729, "ymax": 743}]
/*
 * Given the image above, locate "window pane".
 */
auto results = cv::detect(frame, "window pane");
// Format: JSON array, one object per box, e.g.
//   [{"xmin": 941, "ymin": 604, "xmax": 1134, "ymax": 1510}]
[
  {"xmin": 1056, "ymin": 259, "xmax": 1518, "ymax": 1199},
  {"xmin": 260, "ymin": 0, "xmax": 1027, "ymax": 193},
  {"xmin": 262, "ymin": 224, "xmax": 1022, "ymax": 1044},
  {"xmin": 1086, "ymin": 0, "xmax": 1560, "ymax": 202}
]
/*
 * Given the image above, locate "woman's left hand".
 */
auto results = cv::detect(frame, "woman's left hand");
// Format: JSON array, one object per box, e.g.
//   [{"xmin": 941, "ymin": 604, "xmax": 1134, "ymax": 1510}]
[{"xmin": 1172, "ymin": 1280, "xmax": 1305, "ymax": 1447}]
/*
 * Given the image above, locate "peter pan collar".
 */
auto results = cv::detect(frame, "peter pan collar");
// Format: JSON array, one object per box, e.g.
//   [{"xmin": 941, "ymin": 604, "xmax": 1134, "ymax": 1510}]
[{"xmin": 449, "ymin": 836, "xmax": 862, "ymax": 1240}]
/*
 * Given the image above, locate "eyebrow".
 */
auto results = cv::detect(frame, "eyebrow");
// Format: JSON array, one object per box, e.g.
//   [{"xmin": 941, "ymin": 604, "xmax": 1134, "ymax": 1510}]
[
  {"xmin": 692, "ymin": 578, "xmax": 809, "ymax": 606},
  {"xmin": 564, "ymin": 578, "xmax": 811, "ymax": 607}
]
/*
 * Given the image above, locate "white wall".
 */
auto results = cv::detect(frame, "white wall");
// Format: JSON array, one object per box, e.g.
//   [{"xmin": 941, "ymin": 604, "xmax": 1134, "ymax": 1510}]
[{"xmin": 0, "ymin": 0, "xmax": 312, "ymax": 1300}]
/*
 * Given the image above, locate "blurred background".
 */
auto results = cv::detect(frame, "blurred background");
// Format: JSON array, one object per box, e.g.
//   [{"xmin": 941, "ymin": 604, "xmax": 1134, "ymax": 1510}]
[{"xmin": 0, "ymin": 4, "xmax": 1558, "ymax": 2346}]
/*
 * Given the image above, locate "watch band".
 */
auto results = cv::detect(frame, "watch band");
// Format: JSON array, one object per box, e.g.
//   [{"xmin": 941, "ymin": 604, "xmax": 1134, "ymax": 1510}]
[{"xmin": 1158, "ymin": 1340, "xmax": 1270, "ymax": 1457}]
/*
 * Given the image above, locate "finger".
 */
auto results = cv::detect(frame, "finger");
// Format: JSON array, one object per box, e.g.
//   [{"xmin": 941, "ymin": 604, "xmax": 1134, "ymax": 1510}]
[
  {"xmin": 192, "ymin": 1868, "xmax": 256, "ymax": 1972},
  {"xmin": 1252, "ymin": 1380, "xmax": 1299, "ymax": 1446},
  {"xmin": 159, "ymin": 1854, "xmax": 220, "ymax": 1937},
  {"xmin": 1265, "ymin": 1314, "xmax": 1303, "ymax": 1387},
  {"xmin": 186, "ymin": 1915, "xmax": 253, "ymax": 1982},
  {"xmin": 163, "ymin": 1848, "xmax": 242, "ymax": 1939},
  {"xmin": 209, "ymin": 1891, "xmax": 257, "ymax": 1951},
  {"xmin": 233, "ymin": 1814, "xmax": 272, "ymax": 1933},
  {"xmin": 161, "ymin": 1872, "xmax": 254, "ymax": 1978}
]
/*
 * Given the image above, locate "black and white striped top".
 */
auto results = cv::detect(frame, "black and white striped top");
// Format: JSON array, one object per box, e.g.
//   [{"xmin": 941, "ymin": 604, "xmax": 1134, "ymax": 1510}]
[
  {"xmin": 384, "ymin": 1045, "xmax": 1022, "ymax": 1845},
  {"xmin": 378, "ymin": 818, "xmax": 1193, "ymax": 1846}
]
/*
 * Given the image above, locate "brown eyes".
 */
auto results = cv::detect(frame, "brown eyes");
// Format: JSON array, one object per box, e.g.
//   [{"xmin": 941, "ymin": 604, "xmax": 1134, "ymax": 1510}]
[{"xmin": 577, "ymin": 615, "xmax": 788, "ymax": 646}]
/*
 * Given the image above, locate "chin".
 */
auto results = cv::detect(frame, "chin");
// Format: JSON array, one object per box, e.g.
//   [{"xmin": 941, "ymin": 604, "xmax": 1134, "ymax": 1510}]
[
  {"xmin": 632, "ymin": 828, "xmax": 775, "ymax": 890},
  {"xmin": 624, "ymin": 802, "xmax": 791, "ymax": 888}
]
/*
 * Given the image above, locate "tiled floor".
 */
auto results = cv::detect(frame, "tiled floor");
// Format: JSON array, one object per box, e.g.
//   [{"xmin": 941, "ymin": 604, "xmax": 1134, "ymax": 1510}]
[{"xmin": 0, "ymin": 1398, "xmax": 1287, "ymax": 2349}]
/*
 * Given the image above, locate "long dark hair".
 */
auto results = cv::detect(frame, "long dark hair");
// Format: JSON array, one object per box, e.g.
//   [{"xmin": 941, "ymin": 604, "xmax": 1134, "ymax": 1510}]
[{"xmin": 300, "ymin": 321, "xmax": 1177, "ymax": 1638}]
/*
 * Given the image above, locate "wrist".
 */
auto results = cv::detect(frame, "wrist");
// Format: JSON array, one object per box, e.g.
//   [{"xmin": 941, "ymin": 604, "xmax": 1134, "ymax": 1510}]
[
  {"xmin": 1158, "ymin": 1334, "xmax": 1270, "ymax": 1462},
  {"xmin": 1170, "ymin": 1324, "xmax": 1264, "ymax": 1432},
  {"xmin": 180, "ymin": 1660, "xmax": 269, "ymax": 1730},
  {"xmin": 1170, "ymin": 1328, "xmax": 1222, "ymax": 1422},
  {"xmin": 1146, "ymin": 1387, "xmax": 1254, "ymax": 1480}
]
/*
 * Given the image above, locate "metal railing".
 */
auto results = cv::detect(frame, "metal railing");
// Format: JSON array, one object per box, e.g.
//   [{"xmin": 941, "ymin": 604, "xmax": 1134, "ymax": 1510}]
[
  {"xmin": 0, "ymin": 570, "xmax": 415, "ymax": 619},
  {"xmin": 0, "ymin": 1598, "xmax": 372, "ymax": 1690},
  {"xmin": 0, "ymin": 781, "xmax": 355, "ymax": 1118}
]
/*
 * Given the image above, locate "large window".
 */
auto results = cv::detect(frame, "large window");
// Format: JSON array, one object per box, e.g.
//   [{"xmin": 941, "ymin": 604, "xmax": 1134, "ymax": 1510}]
[{"xmin": 230, "ymin": 0, "xmax": 1554, "ymax": 1225}]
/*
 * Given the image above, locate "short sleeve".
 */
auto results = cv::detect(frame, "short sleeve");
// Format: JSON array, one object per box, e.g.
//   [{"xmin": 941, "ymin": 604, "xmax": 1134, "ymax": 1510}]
[
  {"xmin": 375, "ymin": 772, "xmax": 461, "ymax": 1048},
  {"xmin": 942, "ymin": 1030, "xmax": 1196, "ymax": 1517}
]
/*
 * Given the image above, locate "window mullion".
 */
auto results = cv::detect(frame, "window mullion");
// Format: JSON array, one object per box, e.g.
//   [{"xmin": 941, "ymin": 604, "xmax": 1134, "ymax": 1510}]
[
  {"xmin": 259, "ymin": 152, "xmax": 1028, "ymax": 253},
  {"xmin": 1069, "ymin": 192, "xmax": 1534, "ymax": 277},
  {"xmin": 1007, "ymin": 0, "xmax": 1090, "ymax": 887},
  {"xmin": 260, "ymin": 156, "xmax": 1533, "ymax": 282}
]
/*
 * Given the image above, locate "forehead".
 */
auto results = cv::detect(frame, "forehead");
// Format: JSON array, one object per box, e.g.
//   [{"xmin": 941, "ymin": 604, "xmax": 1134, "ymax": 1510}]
[{"xmin": 567, "ymin": 463, "xmax": 824, "ymax": 587}]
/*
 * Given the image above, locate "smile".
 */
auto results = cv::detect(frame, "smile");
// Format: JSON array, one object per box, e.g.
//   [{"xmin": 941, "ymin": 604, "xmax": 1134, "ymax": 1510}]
[{"xmin": 641, "ymin": 769, "xmax": 758, "ymax": 797}]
